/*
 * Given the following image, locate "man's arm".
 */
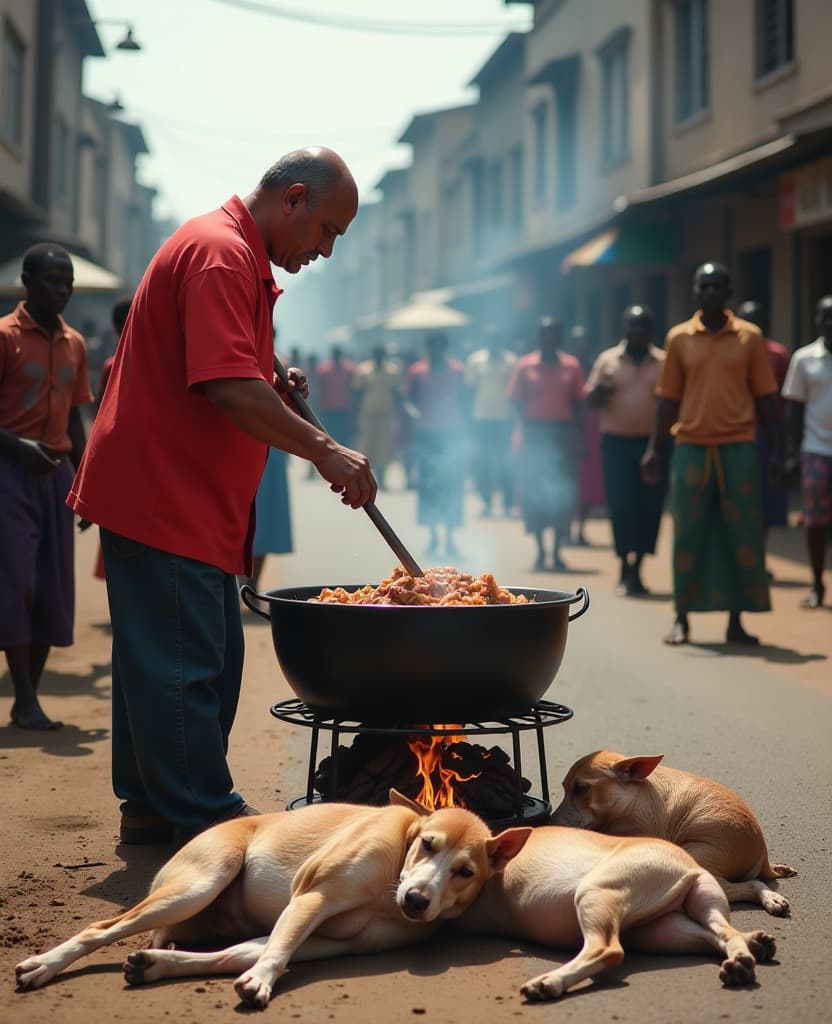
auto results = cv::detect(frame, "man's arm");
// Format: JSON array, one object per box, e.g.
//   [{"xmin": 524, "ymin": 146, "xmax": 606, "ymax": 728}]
[
  {"xmin": 784, "ymin": 397, "xmax": 805, "ymax": 475},
  {"xmin": 204, "ymin": 377, "xmax": 376, "ymax": 508},
  {"xmin": 584, "ymin": 355, "xmax": 614, "ymax": 408},
  {"xmin": 754, "ymin": 394, "xmax": 781, "ymax": 454},
  {"xmin": 640, "ymin": 397, "xmax": 680, "ymax": 484},
  {"xmin": 67, "ymin": 406, "xmax": 86, "ymax": 472},
  {"xmin": 0, "ymin": 427, "xmax": 61, "ymax": 473}
]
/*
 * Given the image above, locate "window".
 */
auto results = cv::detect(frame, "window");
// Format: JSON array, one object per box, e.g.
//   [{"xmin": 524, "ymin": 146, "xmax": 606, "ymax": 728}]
[
  {"xmin": 421, "ymin": 210, "xmax": 432, "ymax": 277},
  {"xmin": 2, "ymin": 22, "xmax": 24, "ymax": 148},
  {"xmin": 510, "ymin": 145, "xmax": 523, "ymax": 227},
  {"xmin": 555, "ymin": 82, "xmax": 577, "ymax": 210},
  {"xmin": 488, "ymin": 159, "xmax": 503, "ymax": 227},
  {"xmin": 757, "ymin": 0, "xmax": 793, "ymax": 77},
  {"xmin": 91, "ymin": 157, "xmax": 106, "ymax": 218},
  {"xmin": 471, "ymin": 161, "xmax": 486, "ymax": 248},
  {"xmin": 531, "ymin": 101, "xmax": 547, "ymax": 205},
  {"xmin": 54, "ymin": 116, "xmax": 69, "ymax": 206},
  {"xmin": 599, "ymin": 38, "xmax": 630, "ymax": 169},
  {"xmin": 675, "ymin": 0, "xmax": 709, "ymax": 122}
]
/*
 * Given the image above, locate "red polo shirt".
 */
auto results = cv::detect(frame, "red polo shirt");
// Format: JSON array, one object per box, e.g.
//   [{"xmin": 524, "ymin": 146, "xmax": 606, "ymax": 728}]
[
  {"xmin": 507, "ymin": 351, "xmax": 585, "ymax": 422},
  {"xmin": 68, "ymin": 196, "xmax": 282, "ymax": 574}
]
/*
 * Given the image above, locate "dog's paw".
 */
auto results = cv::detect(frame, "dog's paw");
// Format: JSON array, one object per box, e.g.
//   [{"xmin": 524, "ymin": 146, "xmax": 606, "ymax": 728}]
[
  {"xmin": 234, "ymin": 969, "xmax": 273, "ymax": 1009},
  {"xmin": 719, "ymin": 952, "xmax": 756, "ymax": 987},
  {"xmin": 761, "ymin": 889, "xmax": 790, "ymax": 916},
  {"xmin": 772, "ymin": 863, "xmax": 797, "ymax": 878},
  {"xmin": 746, "ymin": 930, "xmax": 776, "ymax": 963},
  {"xmin": 124, "ymin": 950, "xmax": 163, "ymax": 986},
  {"xmin": 520, "ymin": 972, "xmax": 565, "ymax": 1002},
  {"xmin": 15, "ymin": 956, "xmax": 58, "ymax": 990}
]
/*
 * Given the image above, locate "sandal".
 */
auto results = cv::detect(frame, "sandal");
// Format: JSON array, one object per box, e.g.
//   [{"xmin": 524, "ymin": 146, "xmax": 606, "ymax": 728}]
[{"xmin": 800, "ymin": 587, "xmax": 825, "ymax": 609}]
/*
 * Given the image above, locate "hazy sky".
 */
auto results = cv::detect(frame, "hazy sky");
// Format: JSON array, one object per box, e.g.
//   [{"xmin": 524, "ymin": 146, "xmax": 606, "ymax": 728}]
[{"xmin": 84, "ymin": 0, "xmax": 531, "ymax": 222}]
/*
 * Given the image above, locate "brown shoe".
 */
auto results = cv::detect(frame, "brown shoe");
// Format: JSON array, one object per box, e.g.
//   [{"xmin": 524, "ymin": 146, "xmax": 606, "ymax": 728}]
[
  {"xmin": 172, "ymin": 802, "xmax": 262, "ymax": 849},
  {"xmin": 119, "ymin": 812, "xmax": 174, "ymax": 845}
]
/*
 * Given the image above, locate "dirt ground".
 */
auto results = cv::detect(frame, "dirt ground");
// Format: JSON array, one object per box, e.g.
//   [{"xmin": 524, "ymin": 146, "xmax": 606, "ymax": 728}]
[{"xmin": 2, "ymin": 468, "xmax": 830, "ymax": 1023}]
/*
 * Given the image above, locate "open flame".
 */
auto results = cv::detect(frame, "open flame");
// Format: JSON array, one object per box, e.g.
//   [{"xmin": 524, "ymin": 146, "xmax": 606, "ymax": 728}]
[{"xmin": 407, "ymin": 726, "xmax": 483, "ymax": 808}]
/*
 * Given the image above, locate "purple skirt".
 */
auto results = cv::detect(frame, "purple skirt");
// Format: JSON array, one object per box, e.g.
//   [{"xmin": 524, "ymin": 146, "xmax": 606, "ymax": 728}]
[{"xmin": 0, "ymin": 451, "xmax": 75, "ymax": 647}]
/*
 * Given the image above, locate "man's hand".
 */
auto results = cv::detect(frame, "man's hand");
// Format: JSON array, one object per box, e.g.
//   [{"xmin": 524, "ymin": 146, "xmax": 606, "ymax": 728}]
[
  {"xmin": 782, "ymin": 453, "xmax": 801, "ymax": 485},
  {"xmin": 315, "ymin": 442, "xmax": 378, "ymax": 508},
  {"xmin": 640, "ymin": 446, "xmax": 661, "ymax": 485},
  {"xmin": 15, "ymin": 438, "xmax": 62, "ymax": 475},
  {"xmin": 278, "ymin": 367, "xmax": 309, "ymax": 400}
]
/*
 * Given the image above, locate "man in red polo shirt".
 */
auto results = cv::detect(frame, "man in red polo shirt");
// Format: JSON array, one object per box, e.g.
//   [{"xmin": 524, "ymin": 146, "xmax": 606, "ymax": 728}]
[
  {"xmin": 1, "ymin": 244, "xmax": 92, "ymax": 730},
  {"xmin": 69, "ymin": 147, "xmax": 376, "ymax": 846}
]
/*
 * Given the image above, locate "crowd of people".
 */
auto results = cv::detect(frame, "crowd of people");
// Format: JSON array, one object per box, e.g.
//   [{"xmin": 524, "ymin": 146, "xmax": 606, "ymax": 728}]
[{"xmin": 1, "ymin": 145, "xmax": 830, "ymax": 852}]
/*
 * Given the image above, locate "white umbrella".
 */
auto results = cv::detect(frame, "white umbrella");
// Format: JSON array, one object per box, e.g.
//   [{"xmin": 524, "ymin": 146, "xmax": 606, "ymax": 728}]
[
  {"xmin": 384, "ymin": 299, "xmax": 470, "ymax": 331},
  {"xmin": 0, "ymin": 252, "xmax": 124, "ymax": 295}
]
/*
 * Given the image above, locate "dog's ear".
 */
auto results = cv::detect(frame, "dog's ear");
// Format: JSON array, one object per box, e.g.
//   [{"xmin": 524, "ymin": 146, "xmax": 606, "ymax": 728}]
[
  {"xmin": 612, "ymin": 754, "xmax": 664, "ymax": 781},
  {"xmin": 389, "ymin": 788, "xmax": 431, "ymax": 816},
  {"xmin": 486, "ymin": 826, "xmax": 533, "ymax": 872}
]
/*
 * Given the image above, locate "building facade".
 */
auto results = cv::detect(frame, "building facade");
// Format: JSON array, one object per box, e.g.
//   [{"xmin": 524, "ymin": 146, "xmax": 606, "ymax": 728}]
[
  {"xmin": 268, "ymin": 0, "xmax": 832, "ymax": 357},
  {"xmin": 0, "ymin": 0, "xmax": 168, "ymax": 317}
]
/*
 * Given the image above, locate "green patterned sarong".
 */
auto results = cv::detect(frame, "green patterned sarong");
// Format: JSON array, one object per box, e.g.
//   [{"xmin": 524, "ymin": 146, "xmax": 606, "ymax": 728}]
[{"xmin": 670, "ymin": 441, "xmax": 770, "ymax": 614}]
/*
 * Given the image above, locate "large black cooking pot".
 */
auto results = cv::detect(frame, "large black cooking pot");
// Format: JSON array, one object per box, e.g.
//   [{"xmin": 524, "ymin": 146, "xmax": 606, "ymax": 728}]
[{"xmin": 240, "ymin": 584, "xmax": 589, "ymax": 723}]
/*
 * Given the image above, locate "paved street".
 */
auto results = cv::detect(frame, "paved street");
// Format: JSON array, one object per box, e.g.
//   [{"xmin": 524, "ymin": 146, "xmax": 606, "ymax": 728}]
[{"xmin": 2, "ymin": 459, "xmax": 830, "ymax": 1024}]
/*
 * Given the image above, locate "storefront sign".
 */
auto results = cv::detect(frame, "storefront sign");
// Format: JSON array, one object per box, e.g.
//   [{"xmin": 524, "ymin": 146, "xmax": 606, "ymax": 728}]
[{"xmin": 779, "ymin": 157, "xmax": 832, "ymax": 230}]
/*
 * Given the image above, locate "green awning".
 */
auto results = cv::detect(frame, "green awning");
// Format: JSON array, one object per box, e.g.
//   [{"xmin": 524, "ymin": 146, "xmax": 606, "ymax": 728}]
[{"xmin": 561, "ymin": 222, "xmax": 675, "ymax": 272}]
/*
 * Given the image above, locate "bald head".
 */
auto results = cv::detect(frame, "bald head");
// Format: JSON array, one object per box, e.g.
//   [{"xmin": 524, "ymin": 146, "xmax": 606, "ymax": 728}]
[
  {"xmin": 737, "ymin": 300, "xmax": 767, "ymax": 333},
  {"xmin": 259, "ymin": 147, "xmax": 357, "ymax": 209},
  {"xmin": 817, "ymin": 295, "xmax": 832, "ymax": 342}
]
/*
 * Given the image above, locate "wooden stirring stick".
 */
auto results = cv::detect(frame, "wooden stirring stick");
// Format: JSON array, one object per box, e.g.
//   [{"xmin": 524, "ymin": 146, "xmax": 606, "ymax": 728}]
[{"xmin": 273, "ymin": 355, "xmax": 425, "ymax": 578}]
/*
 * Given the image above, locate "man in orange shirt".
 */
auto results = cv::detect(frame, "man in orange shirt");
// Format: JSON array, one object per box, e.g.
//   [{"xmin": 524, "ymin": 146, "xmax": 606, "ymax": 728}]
[
  {"xmin": 736, "ymin": 300, "xmax": 790, "ymax": 574},
  {"xmin": 641, "ymin": 263, "xmax": 781, "ymax": 645},
  {"xmin": 0, "ymin": 244, "xmax": 92, "ymax": 729}
]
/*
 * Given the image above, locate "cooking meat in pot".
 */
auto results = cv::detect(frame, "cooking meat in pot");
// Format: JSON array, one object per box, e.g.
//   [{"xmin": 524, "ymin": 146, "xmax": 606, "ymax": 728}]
[{"xmin": 312, "ymin": 566, "xmax": 531, "ymax": 607}]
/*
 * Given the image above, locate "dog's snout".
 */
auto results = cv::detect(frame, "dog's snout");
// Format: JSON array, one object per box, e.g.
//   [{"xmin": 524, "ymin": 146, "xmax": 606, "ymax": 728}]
[{"xmin": 403, "ymin": 889, "xmax": 430, "ymax": 915}]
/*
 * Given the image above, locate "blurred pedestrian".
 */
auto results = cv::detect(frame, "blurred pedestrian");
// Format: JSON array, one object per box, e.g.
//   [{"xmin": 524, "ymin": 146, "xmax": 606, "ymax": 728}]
[
  {"xmin": 508, "ymin": 316, "xmax": 585, "ymax": 571},
  {"xmin": 0, "ymin": 244, "xmax": 93, "ymax": 729},
  {"xmin": 354, "ymin": 343, "xmax": 402, "ymax": 490},
  {"xmin": 316, "ymin": 344, "xmax": 356, "ymax": 446},
  {"xmin": 95, "ymin": 295, "xmax": 133, "ymax": 413},
  {"xmin": 737, "ymin": 300, "xmax": 790, "ymax": 575},
  {"xmin": 465, "ymin": 326, "xmax": 517, "ymax": 517},
  {"xmin": 585, "ymin": 305, "xmax": 668, "ymax": 595},
  {"xmin": 304, "ymin": 351, "xmax": 320, "ymax": 479},
  {"xmin": 782, "ymin": 295, "xmax": 832, "ymax": 608},
  {"xmin": 641, "ymin": 262, "xmax": 780, "ymax": 646},
  {"xmin": 93, "ymin": 294, "xmax": 133, "ymax": 581},
  {"xmin": 398, "ymin": 344, "xmax": 421, "ymax": 489},
  {"xmin": 68, "ymin": 147, "xmax": 376, "ymax": 845},
  {"xmin": 404, "ymin": 331, "xmax": 467, "ymax": 559},
  {"xmin": 568, "ymin": 324, "xmax": 604, "ymax": 547}
]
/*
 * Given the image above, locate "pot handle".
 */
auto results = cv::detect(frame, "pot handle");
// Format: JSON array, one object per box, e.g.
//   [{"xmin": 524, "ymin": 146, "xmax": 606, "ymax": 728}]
[
  {"xmin": 568, "ymin": 586, "xmax": 590, "ymax": 622},
  {"xmin": 239, "ymin": 584, "xmax": 272, "ymax": 622}
]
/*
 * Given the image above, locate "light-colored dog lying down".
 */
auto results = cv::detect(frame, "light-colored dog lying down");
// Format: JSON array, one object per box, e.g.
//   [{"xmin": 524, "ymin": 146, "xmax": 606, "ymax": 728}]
[
  {"xmin": 551, "ymin": 750, "xmax": 797, "ymax": 916},
  {"xmin": 15, "ymin": 792, "xmax": 531, "ymax": 1008},
  {"xmin": 457, "ymin": 826, "xmax": 777, "ymax": 1001}
]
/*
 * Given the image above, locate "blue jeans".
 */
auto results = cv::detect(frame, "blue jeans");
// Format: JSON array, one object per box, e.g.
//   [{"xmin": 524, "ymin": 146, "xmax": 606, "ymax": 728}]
[{"xmin": 100, "ymin": 529, "xmax": 245, "ymax": 832}]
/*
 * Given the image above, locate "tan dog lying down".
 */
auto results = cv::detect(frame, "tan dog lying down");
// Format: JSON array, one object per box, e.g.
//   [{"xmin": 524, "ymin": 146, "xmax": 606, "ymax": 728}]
[
  {"xmin": 551, "ymin": 750, "xmax": 796, "ymax": 916},
  {"xmin": 459, "ymin": 826, "xmax": 777, "ymax": 1001},
  {"xmin": 15, "ymin": 792, "xmax": 530, "ymax": 1008}
]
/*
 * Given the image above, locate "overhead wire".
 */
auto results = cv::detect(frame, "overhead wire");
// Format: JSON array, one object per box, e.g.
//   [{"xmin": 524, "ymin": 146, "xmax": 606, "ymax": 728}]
[{"xmin": 206, "ymin": 0, "xmax": 529, "ymax": 36}]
